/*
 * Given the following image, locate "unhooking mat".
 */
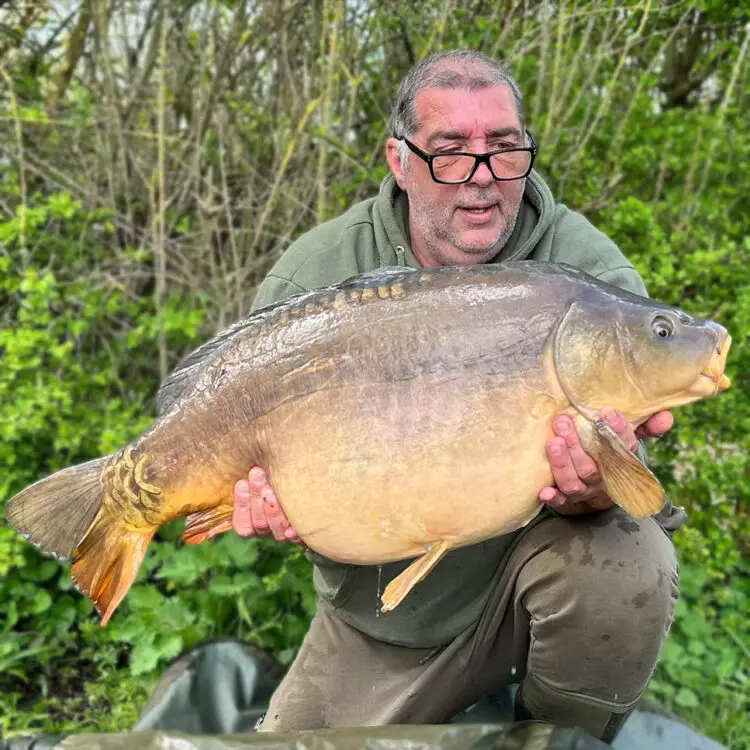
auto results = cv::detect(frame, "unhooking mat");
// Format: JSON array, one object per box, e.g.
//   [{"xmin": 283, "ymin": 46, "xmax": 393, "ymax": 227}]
[{"xmin": 0, "ymin": 639, "xmax": 728, "ymax": 750}]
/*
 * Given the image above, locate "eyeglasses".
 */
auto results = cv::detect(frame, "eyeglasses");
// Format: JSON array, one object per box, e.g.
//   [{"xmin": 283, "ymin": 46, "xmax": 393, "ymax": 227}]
[{"xmin": 395, "ymin": 131, "xmax": 537, "ymax": 185}]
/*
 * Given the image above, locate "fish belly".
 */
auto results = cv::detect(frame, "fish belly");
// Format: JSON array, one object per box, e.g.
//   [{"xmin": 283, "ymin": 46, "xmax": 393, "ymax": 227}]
[{"xmin": 261, "ymin": 375, "xmax": 562, "ymax": 564}]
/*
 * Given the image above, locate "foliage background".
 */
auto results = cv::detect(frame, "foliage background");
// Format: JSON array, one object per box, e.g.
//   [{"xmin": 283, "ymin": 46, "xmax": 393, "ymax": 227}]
[{"xmin": 0, "ymin": 0, "xmax": 747, "ymax": 747}]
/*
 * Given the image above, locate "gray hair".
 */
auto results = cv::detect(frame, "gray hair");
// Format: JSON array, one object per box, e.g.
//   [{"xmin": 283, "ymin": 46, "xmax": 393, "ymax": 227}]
[{"xmin": 390, "ymin": 50, "xmax": 525, "ymax": 169}]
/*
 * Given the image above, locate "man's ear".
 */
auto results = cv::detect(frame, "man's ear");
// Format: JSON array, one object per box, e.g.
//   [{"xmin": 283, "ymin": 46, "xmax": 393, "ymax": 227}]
[{"xmin": 386, "ymin": 138, "xmax": 407, "ymax": 189}]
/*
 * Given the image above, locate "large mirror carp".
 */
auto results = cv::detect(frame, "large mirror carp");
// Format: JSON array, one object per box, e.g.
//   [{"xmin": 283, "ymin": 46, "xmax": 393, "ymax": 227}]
[{"xmin": 5, "ymin": 262, "xmax": 731, "ymax": 625}]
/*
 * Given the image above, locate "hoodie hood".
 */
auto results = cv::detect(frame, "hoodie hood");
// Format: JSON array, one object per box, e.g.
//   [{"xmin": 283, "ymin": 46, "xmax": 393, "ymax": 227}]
[{"xmin": 373, "ymin": 170, "xmax": 557, "ymax": 268}]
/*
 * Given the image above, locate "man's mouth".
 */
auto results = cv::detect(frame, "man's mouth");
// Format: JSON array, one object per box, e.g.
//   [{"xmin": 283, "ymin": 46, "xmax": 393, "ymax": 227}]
[{"xmin": 458, "ymin": 203, "xmax": 497, "ymax": 220}]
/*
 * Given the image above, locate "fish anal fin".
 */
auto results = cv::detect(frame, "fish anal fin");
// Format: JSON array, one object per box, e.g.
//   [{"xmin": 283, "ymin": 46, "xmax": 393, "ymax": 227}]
[
  {"xmin": 576, "ymin": 417, "xmax": 665, "ymax": 518},
  {"xmin": 71, "ymin": 512, "xmax": 155, "ymax": 626},
  {"xmin": 380, "ymin": 540, "xmax": 452, "ymax": 613},
  {"xmin": 181, "ymin": 506, "xmax": 234, "ymax": 545}
]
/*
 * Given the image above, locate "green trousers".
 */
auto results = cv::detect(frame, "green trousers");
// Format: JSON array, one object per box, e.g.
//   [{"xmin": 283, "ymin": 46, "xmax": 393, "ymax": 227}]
[{"xmin": 259, "ymin": 507, "xmax": 679, "ymax": 743}]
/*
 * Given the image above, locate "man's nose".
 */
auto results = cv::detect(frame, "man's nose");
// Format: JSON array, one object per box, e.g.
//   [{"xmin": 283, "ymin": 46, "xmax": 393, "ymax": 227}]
[{"xmin": 469, "ymin": 160, "xmax": 494, "ymax": 186}]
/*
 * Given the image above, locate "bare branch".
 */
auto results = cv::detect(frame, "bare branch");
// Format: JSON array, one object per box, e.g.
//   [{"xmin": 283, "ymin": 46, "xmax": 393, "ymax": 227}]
[{"xmin": 47, "ymin": 0, "xmax": 92, "ymax": 113}]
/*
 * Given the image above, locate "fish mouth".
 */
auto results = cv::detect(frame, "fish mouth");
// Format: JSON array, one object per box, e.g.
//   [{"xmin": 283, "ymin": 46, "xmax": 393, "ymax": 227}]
[{"xmin": 695, "ymin": 333, "xmax": 732, "ymax": 395}]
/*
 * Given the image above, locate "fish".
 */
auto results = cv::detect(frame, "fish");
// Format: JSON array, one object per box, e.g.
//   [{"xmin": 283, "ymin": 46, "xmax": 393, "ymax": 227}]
[{"xmin": 5, "ymin": 262, "xmax": 731, "ymax": 625}]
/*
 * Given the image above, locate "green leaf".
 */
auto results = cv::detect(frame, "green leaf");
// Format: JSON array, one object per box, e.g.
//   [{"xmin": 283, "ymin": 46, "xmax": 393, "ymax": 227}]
[
  {"xmin": 129, "ymin": 643, "xmax": 160, "ymax": 676},
  {"xmin": 31, "ymin": 590, "xmax": 52, "ymax": 614},
  {"xmin": 678, "ymin": 608, "xmax": 713, "ymax": 640},
  {"xmin": 154, "ymin": 633, "xmax": 183, "ymax": 662},
  {"xmin": 659, "ymin": 639, "xmax": 685, "ymax": 665},
  {"xmin": 20, "ymin": 560, "xmax": 59, "ymax": 583},
  {"xmin": 675, "ymin": 688, "xmax": 700, "ymax": 708},
  {"xmin": 127, "ymin": 586, "xmax": 164, "ymax": 610}
]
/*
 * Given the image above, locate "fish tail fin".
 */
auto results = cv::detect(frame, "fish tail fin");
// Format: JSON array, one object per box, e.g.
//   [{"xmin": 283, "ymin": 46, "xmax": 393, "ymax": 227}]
[
  {"xmin": 5, "ymin": 456, "xmax": 109, "ymax": 560},
  {"xmin": 70, "ymin": 513, "xmax": 155, "ymax": 626}
]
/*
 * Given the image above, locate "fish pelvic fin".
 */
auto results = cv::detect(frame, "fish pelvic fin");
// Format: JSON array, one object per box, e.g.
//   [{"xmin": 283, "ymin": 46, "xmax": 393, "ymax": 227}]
[
  {"xmin": 5, "ymin": 456, "xmax": 108, "ymax": 560},
  {"xmin": 380, "ymin": 540, "xmax": 452, "ymax": 613},
  {"xmin": 181, "ymin": 505, "xmax": 234, "ymax": 544},
  {"xmin": 576, "ymin": 416, "xmax": 665, "ymax": 518},
  {"xmin": 71, "ymin": 511, "xmax": 155, "ymax": 626}
]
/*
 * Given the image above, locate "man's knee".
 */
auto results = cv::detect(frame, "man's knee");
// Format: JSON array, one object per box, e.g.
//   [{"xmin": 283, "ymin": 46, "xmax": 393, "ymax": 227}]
[{"xmin": 519, "ymin": 508, "xmax": 680, "ymax": 702}]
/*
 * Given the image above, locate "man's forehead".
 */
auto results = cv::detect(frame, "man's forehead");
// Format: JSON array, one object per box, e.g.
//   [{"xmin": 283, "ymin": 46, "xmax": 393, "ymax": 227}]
[{"xmin": 413, "ymin": 85, "xmax": 521, "ymax": 140}]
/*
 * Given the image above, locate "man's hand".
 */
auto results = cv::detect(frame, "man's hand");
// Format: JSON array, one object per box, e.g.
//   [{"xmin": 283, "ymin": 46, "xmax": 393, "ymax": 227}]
[
  {"xmin": 539, "ymin": 408, "xmax": 673, "ymax": 516},
  {"xmin": 232, "ymin": 467, "xmax": 303, "ymax": 544}
]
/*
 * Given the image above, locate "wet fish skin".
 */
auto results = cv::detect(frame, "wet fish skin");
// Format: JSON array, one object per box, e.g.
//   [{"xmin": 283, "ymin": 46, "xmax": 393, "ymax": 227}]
[{"xmin": 4, "ymin": 262, "xmax": 731, "ymax": 623}]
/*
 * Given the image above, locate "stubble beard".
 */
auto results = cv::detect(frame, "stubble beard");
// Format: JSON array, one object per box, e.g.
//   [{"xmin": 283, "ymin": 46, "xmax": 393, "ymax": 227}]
[{"xmin": 409, "ymin": 189, "xmax": 522, "ymax": 267}]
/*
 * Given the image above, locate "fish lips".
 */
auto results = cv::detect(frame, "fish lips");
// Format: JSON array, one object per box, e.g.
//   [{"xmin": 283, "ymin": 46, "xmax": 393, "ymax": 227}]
[{"xmin": 695, "ymin": 332, "xmax": 732, "ymax": 396}]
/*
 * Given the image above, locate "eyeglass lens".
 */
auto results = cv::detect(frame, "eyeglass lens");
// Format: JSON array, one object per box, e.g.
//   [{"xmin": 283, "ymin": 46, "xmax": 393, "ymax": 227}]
[{"xmin": 432, "ymin": 151, "xmax": 532, "ymax": 183}]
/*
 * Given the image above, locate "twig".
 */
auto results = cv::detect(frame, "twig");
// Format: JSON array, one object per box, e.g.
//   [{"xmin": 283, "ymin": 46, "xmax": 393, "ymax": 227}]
[
  {"xmin": 0, "ymin": 64, "xmax": 27, "ymax": 262},
  {"xmin": 316, "ymin": 0, "xmax": 343, "ymax": 224},
  {"xmin": 216, "ymin": 113, "xmax": 242, "ymax": 320},
  {"xmin": 679, "ymin": 20, "xmax": 750, "ymax": 229},
  {"xmin": 154, "ymin": 0, "xmax": 169, "ymax": 383}
]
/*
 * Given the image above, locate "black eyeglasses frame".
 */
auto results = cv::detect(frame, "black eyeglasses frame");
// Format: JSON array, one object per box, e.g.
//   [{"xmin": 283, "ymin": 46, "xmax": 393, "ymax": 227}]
[{"xmin": 395, "ymin": 131, "xmax": 538, "ymax": 185}]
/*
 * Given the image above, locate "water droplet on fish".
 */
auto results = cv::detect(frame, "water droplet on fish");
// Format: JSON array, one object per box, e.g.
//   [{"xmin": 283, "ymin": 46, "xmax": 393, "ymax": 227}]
[
  {"xmin": 376, "ymin": 564, "xmax": 383, "ymax": 617},
  {"xmin": 510, "ymin": 665, "xmax": 517, "ymax": 676}
]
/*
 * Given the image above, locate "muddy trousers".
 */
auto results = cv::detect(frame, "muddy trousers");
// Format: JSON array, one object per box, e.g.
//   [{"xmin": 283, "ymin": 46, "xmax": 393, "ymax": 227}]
[{"xmin": 259, "ymin": 507, "xmax": 680, "ymax": 743}]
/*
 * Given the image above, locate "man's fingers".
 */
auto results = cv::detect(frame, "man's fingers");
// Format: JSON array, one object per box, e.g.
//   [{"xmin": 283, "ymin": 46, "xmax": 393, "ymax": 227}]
[
  {"xmin": 248, "ymin": 467, "xmax": 271, "ymax": 536},
  {"xmin": 539, "ymin": 485, "xmax": 566, "ymax": 507},
  {"xmin": 636, "ymin": 410, "xmax": 674, "ymax": 439},
  {"xmin": 546, "ymin": 436, "xmax": 587, "ymax": 496},
  {"xmin": 263, "ymin": 486, "xmax": 292, "ymax": 542},
  {"xmin": 285, "ymin": 528, "xmax": 304, "ymax": 545},
  {"xmin": 263, "ymin": 486, "xmax": 304, "ymax": 545},
  {"xmin": 539, "ymin": 486, "xmax": 591, "ymax": 516},
  {"xmin": 599, "ymin": 408, "xmax": 639, "ymax": 452},
  {"xmin": 232, "ymin": 480, "xmax": 255, "ymax": 537},
  {"xmin": 552, "ymin": 416, "xmax": 599, "ymax": 482}
]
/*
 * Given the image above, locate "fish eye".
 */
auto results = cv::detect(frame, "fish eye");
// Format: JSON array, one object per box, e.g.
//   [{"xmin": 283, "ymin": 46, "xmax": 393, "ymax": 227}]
[{"xmin": 652, "ymin": 315, "xmax": 675, "ymax": 339}]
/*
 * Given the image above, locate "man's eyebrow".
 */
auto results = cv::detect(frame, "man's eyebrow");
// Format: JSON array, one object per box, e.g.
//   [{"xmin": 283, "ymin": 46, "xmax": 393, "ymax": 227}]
[
  {"xmin": 426, "ymin": 126, "xmax": 524, "ymax": 148},
  {"xmin": 487, "ymin": 127, "xmax": 524, "ymax": 140}
]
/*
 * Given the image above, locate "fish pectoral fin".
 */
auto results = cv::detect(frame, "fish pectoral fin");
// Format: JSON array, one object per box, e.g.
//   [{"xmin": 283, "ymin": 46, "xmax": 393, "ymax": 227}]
[
  {"xmin": 578, "ymin": 418, "xmax": 665, "ymax": 518},
  {"xmin": 181, "ymin": 506, "xmax": 234, "ymax": 544},
  {"xmin": 380, "ymin": 540, "xmax": 452, "ymax": 613}
]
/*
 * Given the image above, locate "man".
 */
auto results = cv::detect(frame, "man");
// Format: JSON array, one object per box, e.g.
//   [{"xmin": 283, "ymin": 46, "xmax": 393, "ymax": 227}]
[{"xmin": 230, "ymin": 50, "xmax": 683, "ymax": 743}]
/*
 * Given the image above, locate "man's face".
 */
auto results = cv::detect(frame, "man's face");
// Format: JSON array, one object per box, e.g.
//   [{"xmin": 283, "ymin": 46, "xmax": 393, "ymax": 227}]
[{"xmin": 387, "ymin": 84, "xmax": 527, "ymax": 267}]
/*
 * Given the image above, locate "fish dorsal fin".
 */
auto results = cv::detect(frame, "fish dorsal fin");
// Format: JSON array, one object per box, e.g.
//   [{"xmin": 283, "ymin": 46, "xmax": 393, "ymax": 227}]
[
  {"xmin": 156, "ymin": 316, "xmax": 259, "ymax": 416},
  {"xmin": 338, "ymin": 266, "xmax": 418, "ymax": 289},
  {"xmin": 156, "ymin": 281, "xmax": 323, "ymax": 416},
  {"xmin": 156, "ymin": 267, "xmax": 416, "ymax": 415}
]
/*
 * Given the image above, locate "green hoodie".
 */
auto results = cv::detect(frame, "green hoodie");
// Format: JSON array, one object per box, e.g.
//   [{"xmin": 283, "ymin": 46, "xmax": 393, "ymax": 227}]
[{"xmin": 249, "ymin": 171, "xmax": 685, "ymax": 648}]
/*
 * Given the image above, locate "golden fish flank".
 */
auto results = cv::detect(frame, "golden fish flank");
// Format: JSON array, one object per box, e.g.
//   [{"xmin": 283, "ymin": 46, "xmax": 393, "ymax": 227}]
[{"xmin": 4, "ymin": 262, "xmax": 732, "ymax": 625}]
